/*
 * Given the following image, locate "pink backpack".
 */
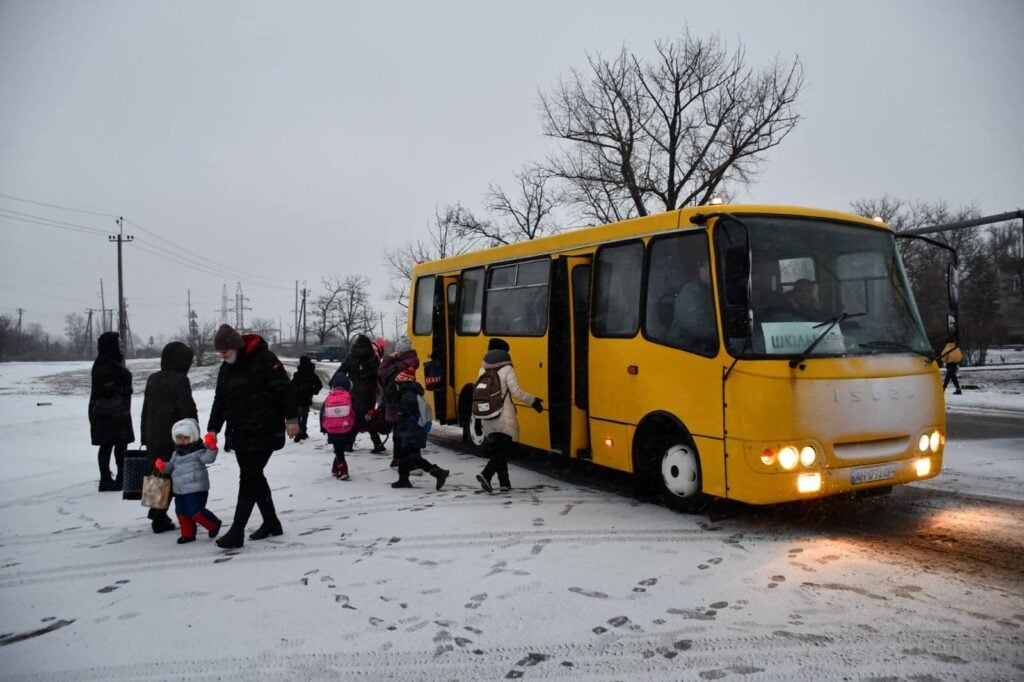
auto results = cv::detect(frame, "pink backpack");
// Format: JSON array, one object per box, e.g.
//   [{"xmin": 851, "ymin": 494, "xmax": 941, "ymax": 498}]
[{"xmin": 322, "ymin": 388, "xmax": 355, "ymax": 434}]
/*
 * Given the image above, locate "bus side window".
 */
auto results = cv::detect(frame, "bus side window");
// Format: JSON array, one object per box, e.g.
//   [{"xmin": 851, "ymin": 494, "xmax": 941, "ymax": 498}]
[
  {"xmin": 593, "ymin": 242, "xmax": 643, "ymax": 337},
  {"xmin": 645, "ymin": 233, "xmax": 718, "ymax": 355}
]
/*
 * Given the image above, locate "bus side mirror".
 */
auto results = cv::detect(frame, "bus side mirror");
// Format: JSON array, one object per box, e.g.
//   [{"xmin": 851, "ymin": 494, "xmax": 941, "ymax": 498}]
[
  {"xmin": 723, "ymin": 246, "xmax": 750, "ymax": 306},
  {"xmin": 947, "ymin": 264, "xmax": 959, "ymax": 309},
  {"xmin": 724, "ymin": 306, "xmax": 750, "ymax": 338},
  {"xmin": 946, "ymin": 312, "xmax": 958, "ymax": 339}
]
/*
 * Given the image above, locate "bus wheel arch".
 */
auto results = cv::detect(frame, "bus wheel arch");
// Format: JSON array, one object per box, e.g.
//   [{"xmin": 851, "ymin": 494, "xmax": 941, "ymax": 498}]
[{"xmin": 633, "ymin": 412, "xmax": 708, "ymax": 513}]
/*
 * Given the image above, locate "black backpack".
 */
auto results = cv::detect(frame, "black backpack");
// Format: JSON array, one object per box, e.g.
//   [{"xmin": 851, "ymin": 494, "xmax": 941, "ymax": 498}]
[
  {"xmin": 381, "ymin": 368, "xmax": 401, "ymax": 405},
  {"xmin": 471, "ymin": 368, "xmax": 505, "ymax": 420}
]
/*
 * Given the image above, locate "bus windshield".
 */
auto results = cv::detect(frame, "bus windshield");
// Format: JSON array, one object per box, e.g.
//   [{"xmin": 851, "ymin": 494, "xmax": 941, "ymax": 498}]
[{"xmin": 713, "ymin": 215, "xmax": 932, "ymax": 360}]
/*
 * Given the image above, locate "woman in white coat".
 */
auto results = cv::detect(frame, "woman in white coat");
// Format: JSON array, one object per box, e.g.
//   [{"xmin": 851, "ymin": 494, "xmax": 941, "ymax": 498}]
[{"xmin": 476, "ymin": 338, "xmax": 543, "ymax": 492}]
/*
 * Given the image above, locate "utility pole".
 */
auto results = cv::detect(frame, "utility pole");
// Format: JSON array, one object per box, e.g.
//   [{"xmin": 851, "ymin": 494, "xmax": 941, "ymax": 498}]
[
  {"xmin": 15, "ymin": 308, "xmax": 23, "ymax": 334},
  {"xmin": 187, "ymin": 289, "xmax": 199, "ymax": 349},
  {"xmin": 85, "ymin": 309, "xmax": 96, "ymax": 354},
  {"xmin": 379, "ymin": 310, "xmax": 385, "ymax": 338},
  {"xmin": 233, "ymin": 282, "xmax": 251, "ymax": 331},
  {"xmin": 299, "ymin": 282, "xmax": 308, "ymax": 349},
  {"xmin": 108, "ymin": 217, "xmax": 133, "ymax": 348},
  {"xmin": 294, "ymin": 280, "xmax": 299, "ymax": 347},
  {"xmin": 220, "ymin": 284, "xmax": 230, "ymax": 323}
]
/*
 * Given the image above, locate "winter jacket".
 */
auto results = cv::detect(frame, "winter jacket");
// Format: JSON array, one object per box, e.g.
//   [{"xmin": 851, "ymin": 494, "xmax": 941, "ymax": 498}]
[
  {"xmin": 140, "ymin": 342, "xmax": 197, "ymax": 469},
  {"xmin": 340, "ymin": 336, "xmax": 380, "ymax": 411},
  {"xmin": 163, "ymin": 441, "xmax": 217, "ymax": 495},
  {"xmin": 942, "ymin": 342, "xmax": 963, "ymax": 365},
  {"xmin": 291, "ymin": 356, "xmax": 323, "ymax": 409},
  {"xmin": 395, "ymin": 380, "xmax": 427, "ymax": 453},
  {"xmin": 478, "ymin": 349, "xmax": 535, "ymax": 442},
  {"xmin": 88, "ymin": 332, "xmax": 135, "ymax": 446},
  {"xmin": 207, "ymin": 334, "xmax": 297, "ymax": 454},
  {"xmin": 378, "ymin": 349, "xmax": 419, "ymax": 423}
]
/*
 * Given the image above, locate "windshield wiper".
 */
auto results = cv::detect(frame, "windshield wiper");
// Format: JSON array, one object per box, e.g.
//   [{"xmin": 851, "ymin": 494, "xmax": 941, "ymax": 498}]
[
  {"xmin": 858, "ymin": 340, "xmax": 936, "ymax": 362},
  {"xmin": 788, "ymin": 312, "xmax": 866, "ymax": 368}
]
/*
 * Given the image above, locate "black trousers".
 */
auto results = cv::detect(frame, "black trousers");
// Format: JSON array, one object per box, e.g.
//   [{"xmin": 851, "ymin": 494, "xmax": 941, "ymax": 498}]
[
  {"xmin": 235, "ymin": 449, "xmax": 273, "ymax": 500},
  {"xmin": 481, "ymin": 433, "xmax": 513, "ymax": 487},
  {"xmin": 296, "ymin": 405, "xmax": 311, "ymax": 436},
  {"xmin": 96, "ymin": 442, "xmax": 126, "ymax": 480},
  {"xmin": 943, "ymin": 364, "xmax": 961, "ymax": 391}
]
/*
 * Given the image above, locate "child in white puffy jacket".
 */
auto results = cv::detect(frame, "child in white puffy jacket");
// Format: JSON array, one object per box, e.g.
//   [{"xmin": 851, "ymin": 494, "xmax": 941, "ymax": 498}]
[{"xmin": 155, "ymin": 418, "xmax": 222, "ymax": 544}]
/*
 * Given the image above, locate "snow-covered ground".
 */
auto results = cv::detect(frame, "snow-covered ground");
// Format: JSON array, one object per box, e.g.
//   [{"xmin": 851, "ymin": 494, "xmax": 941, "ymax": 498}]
[{"xmin": 0, "ymin": 359, "xmax": 1022, "ymax": 680}]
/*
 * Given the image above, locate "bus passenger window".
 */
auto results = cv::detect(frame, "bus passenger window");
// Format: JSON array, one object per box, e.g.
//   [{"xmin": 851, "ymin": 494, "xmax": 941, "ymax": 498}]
[
  {"xmin": 593, "ymin": 242, "xmax": 643, "ymax": 337},
  {"xmin": 412, "ymin": 276, "xmax": 435, "ymax": 336},
  {"xmin": 483, "ymin": 259, "xmax": 550, "ymax": 337},
  {"xmin": 458, "ymin": 267, "xmax": 485, "ymax": 334},
  {"xmin": 645, "ymin": 233, "xmax": 718, "ymax": 355}
]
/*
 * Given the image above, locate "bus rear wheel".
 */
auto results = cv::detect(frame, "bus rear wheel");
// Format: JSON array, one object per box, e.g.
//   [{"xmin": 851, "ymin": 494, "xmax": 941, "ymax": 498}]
[
  {"xmin": 653, "ymin": 442, "xmax": 708, "ymax": 513},
  {"xmin": 462, "ymin": 414, "xmax": 486, "ymax": 450}
]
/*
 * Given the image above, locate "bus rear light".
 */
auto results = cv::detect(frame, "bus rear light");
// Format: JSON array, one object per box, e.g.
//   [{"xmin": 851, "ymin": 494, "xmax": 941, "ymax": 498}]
[
  {"xmin": 915, "ymin": 457, "xmax": 932, "ymax": 477},
  {"xmin": 778, "ymin": 446, "xmax": 799, "ymax": 470},
  {"xmin": 799, "ymin": 446, "xmax": 817, "ymax": 467},
  {"xmin": 929, "ymin": 431, "xmax": 940, "ymax": 453},
  {"xmin": 797, "ymin": 473, "xmax": 821, "ymax": 493},
  {"xmin": 760, "ymin": 448, "xmax": 776, "ymax": 466},
  {"xmin": 918, "ymin": 434, "xmax": 930, "ymax": 452},
  {"xmin": 603, "ymin": 436, "xmax": 614, "ymax": 448}
]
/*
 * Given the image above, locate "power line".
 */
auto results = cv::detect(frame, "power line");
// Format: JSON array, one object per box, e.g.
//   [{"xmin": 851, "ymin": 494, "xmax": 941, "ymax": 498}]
[
  {"xmin": 132, "ymin": 238, "xmax": 292, "ymax": 292},
  {"xmin": 0, "ymin": 193, "xmax": 121, "ymax": 218},
  {"xmin": 0, "ymin": 209, "xmax": 110, "ymax": 236}
]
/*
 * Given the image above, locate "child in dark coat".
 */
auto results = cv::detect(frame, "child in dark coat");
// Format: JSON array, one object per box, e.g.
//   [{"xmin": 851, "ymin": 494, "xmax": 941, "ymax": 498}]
[
  {"xmin": 391, "ymin": 380, "xmax": 448, "ymax": 490},
  {"xmin": 154, "ymin": 418, "xmax": 222, "ymax": 544},
  {"xmin": 290, "ymin": 355, "xmax": 323, "ymax": 442}
]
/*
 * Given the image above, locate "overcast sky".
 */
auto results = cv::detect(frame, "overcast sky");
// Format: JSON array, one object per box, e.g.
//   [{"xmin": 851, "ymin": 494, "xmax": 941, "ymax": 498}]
[{"xmin": 1, "ymin": 0, "xmax": 1021, "ymax": 344}]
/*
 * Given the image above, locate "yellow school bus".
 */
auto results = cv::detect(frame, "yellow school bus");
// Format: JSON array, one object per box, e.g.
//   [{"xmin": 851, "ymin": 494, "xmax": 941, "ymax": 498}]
[{"xmin": 407, "ymin": 204, "xmax": 952, "ymax": 510}]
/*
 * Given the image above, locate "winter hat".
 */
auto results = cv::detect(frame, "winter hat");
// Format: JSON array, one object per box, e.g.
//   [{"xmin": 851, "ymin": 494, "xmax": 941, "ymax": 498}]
[
  {"xmin": 330, "ymin": 371, "xmax": 352, "ymax": 391},
  {"xmin": 171, "ymin": 418, "xmax": 201, "ymax": 443},
  {"xmin": 214, "ymin": 324, "xmax": 244, "ymax": 351},
  {"xmin": 487, "ymin": 337, "xmax": 510, "ymax": 352},
  {"xmin": 395, "ymin": 336, "xmax": 412, "ymax": 353},
  {"xmin": 375, "ymin": 336, "xmax": 387, "ymax": 351}
]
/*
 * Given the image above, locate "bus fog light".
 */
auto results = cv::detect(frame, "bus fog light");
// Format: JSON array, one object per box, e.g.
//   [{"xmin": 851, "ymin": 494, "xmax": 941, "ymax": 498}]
[
  {"xmin": 915, "ymin": 457, "xmax": 932, "ymax": 477},
  {"xmin": 797, "ymin": 473, "xmax": 821, "ymax": 493},
  {"xmin": 929, "ymin": 431, "xmax": 940, "ymax": 453},
  {"xmin": 918, "ymin": 434, "xmax": 930, "ymax": 452},
  {"xmin": 778, "ymin": 446, "xmax": 799, "ymax": 470},
  {"xmin": 799, "ymin": 446, "xmax": 817, "ymax": 467},
  {"xmin": 760, "ymin": 448, "xmax": 776, "ymax": 466}
]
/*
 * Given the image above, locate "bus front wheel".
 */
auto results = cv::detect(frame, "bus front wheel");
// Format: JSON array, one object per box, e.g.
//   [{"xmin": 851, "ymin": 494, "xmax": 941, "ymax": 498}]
[
  {"xmin": 463, "ymin": 414, "xmax": 486, "ymax": 450},
  {"xmin": 653, "ymin": 442, "xmax": 708, "ymax": 513}
]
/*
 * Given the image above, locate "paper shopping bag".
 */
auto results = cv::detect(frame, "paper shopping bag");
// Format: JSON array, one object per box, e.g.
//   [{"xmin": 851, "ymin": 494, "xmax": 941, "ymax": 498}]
[{"xmin": 140, "ymin": 474, "xmax": 171, "ymax": 509}]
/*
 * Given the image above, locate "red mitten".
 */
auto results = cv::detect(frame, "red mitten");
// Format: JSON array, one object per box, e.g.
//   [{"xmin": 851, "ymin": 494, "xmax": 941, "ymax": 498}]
[
  {"xmin": 203, "ymin": 433, "xmax": 218, "ymax": 450},
  {"xmin": 154, "ymin": 458, "xmax": 166, "ymax": 472}
]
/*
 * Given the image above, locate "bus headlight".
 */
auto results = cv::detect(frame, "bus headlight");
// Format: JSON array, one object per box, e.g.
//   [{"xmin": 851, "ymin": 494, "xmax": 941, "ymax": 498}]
[
  {"xmin": 918, "ymin": 434, "xmax": 930, "ymax": 452},
  {"xmin": 915, "ymin": 457, "xmax": 932, "ymax": 477},
  {"xmin": 799, "ymin": 446, "xmax": 817, "ymax": 467},
  {"xmin": 797, "ymin": 473, "xmax": 821, "ymax": 493},
  {"xmin": 778, "ymin": 446, "xmax": 799, "ymax": 470},
  {"xmin": 929, "ymin": 430, "xmax": 941, "ymax": 453}
]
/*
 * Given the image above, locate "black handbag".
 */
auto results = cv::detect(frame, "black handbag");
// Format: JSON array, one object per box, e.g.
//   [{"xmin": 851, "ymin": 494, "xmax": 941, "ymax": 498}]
[{"xmin": 122, "ymin": 449, "xmax": 148, "ymax": 501}]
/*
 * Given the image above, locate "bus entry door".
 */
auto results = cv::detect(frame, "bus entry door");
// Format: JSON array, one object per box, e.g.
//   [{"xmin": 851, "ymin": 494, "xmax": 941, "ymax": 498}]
[
  {"xmin": 430, "ymin": 275, "xmax": 459, "ymax": 423},
  {"xmin": 549, "ymin": 256, "xmax": 591, "ymax": 458}
]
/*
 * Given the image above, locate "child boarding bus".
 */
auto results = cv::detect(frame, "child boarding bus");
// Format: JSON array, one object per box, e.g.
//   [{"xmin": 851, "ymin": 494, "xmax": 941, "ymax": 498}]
[{"xmin": 407, "ymin": 204, "xmax": 958, "ymax": 511}]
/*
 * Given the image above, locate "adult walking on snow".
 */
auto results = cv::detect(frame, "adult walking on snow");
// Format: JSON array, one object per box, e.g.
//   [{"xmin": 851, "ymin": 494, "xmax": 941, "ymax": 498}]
[
  {"xmin": 206, "ymin": 324, "xmax": 298, "ymax": 549},
  {"xmin": 89, "ymin": 331, "xmax": 134, "ymax": 492},
  {"xmin": 290, "ymin": 355, "xmax": 322, "ymax": 442},
  {"xmin": 941, "ymin": 341, "xmax": 963, "ymax": 395},
  {"xmin": 140, "ymin": 341, "xmax": 198, "ymax": 533},
  {"xmin": 338, "ymin": 334, "xmax": 385, "ymax": 453},
  {"xmin": 475, "ymin": 338, "xmax": 543, "ymax": 493}
]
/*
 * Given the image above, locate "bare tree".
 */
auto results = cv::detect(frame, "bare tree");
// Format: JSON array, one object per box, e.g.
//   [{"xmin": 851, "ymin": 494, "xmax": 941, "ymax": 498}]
[
  {"xmin": 335, "ymin": 275, "xmax": 376, "ymax": 347},
  {"xmin": 453, "ymin": 165, "xmax": 565, "ymax": 245},
  {"xmin": 310, "ymin": 276, "xmax": 345, "ymax": 345},
  {"xmin": 64, "ymin": 313, "xmax": 88, "ymax": 358},
  {"xmin": 248, "ymin": 316, "xmax": 277, "ymax": 342},
  {"xmin": 540, "ymin": 28, "xmax": 804, "ymax": 223},
  {"xmin": 179, "ymin": 319, "xmax": 218, "ymax": 367},
  {"xmin": 383, "ymin": 205, "xmax": 480, "ymax": 310}
]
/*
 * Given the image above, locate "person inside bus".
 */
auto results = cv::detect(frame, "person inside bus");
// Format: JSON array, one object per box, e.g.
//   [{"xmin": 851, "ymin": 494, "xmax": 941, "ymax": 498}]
[
  {"xmin": 669, "ymin": 261, "xmax": 717, "ymax": 352},
  {"xmin": 786, "ymin": 278, "xmax": 829, "ymax": 320}
]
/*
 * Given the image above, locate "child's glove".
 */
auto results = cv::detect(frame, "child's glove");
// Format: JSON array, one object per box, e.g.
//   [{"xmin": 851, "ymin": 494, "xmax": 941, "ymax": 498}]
[
  {"xmin": 203, "ymin": 432, "xmax": 218, "ymax": 450},
  {"xmin": 154, "ymin": 458, "xmax": 167, "ymax": 473},
  {"xmin": 532, "ymin": 398, "xmax": 544, "ymax": 413}
]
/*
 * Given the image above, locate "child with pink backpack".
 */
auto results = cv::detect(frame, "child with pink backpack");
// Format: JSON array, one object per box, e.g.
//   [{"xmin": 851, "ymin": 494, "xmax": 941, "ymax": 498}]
[{"xmin": 321, "ymin": 372, "xmax": 356, "ymax": 480}]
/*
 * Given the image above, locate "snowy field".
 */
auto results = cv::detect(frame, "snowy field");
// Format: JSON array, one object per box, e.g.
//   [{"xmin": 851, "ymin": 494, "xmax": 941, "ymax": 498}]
[{"xmin": 0, "ymin": 359, "xmax": 1022, "ymax": 680}]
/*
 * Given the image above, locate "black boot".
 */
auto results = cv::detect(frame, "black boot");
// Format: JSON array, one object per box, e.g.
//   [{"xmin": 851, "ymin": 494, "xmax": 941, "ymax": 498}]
[
  {"xmin": 216, "ymin": 494, "xmax": 256, "ymax": 549},
  {"xmin": 430, "ymin": 466, "xmax": 449, "ymax": 491},
  {"xmin": 98, "ymin": 475, "xmax": 117, "ymax": 492},
  {"xmin": 250, "ymin": 495, "xmax": 283, "ymax": 540},
  {"xmin": 150, "ymin": 510, "xmax": 176, "ymax": 534}
]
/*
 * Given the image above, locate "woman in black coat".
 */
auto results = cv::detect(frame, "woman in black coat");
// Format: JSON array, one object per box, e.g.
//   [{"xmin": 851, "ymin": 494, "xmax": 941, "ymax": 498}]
[
  {"xmin": 290, "ymin": 355, "xmax": 323, "ymax": 442},
  {"xmin": 338, "ymin": 334, "xmax": 384, "ymax": 453},
  {"xmin": 140, "ymin": 341, "xmax": 197, "ymax": 532},
  {"xmin": 88, "ymin": 331, "xmax": 134, "ymax": 491},
  {"xmin": 207, "ymin": 324, "xmax": 298, "ymax": 549}
]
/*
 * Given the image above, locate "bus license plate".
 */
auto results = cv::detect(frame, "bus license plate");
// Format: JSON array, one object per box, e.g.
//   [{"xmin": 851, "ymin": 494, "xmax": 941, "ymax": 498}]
[{"xmin": 850, "ymin": 463, "xmax": 896, "ymax": 485}]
